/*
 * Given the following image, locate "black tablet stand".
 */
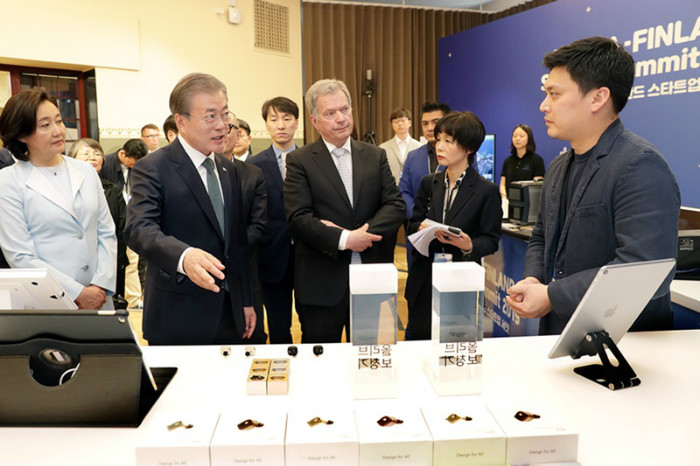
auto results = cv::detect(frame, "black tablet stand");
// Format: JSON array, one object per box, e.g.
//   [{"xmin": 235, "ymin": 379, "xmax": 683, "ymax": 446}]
[
  {"xmin": 0, "ymin": 341, "xmax": 176, "ymax": 427},
  {"xmin": 572, "ymin": 330, "xmax": 640, "ymax": 391}
]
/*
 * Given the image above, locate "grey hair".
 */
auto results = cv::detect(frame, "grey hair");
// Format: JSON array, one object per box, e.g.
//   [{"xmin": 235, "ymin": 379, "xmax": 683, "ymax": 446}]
[
  {"xmin": 169, "ymin": 73, "xmax": 227, "ymax": 116},
  {"xmin": 304, "ymin": 79, "xmax": 352, "ymax": 117}
]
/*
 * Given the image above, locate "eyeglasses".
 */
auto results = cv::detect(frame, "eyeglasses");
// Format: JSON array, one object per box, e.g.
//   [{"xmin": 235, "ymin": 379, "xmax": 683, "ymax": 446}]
[
  {"xmin": 320, "ymin": 106, "xmax": 352, "ymax": 121},
  {"xmin": 142, "ymin": 134, "xmax": 160, "ymax": 139},
  {"xmin": 186, "ymin": 111, "xmax": 231, "ymax": 127},
  {"xmin": 228, "ymin": 123, "xmax": 239, "ymax": 134}
]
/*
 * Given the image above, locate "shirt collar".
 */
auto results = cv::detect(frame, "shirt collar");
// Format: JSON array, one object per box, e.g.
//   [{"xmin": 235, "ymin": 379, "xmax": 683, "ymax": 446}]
[
  {"xmin": 322, "ymin": 137, "xmax": 352, "ymax": 156},
  {"xmin": 272, "ymin": 143, "xmax": 296, "ymax": 159},
  {"xmin": 178, "ymin": 134, "xmax": 214, "ymax": 168},
  {"xmin": 395, "ymin": 135, "xmax": 409, "ymax": 145}
]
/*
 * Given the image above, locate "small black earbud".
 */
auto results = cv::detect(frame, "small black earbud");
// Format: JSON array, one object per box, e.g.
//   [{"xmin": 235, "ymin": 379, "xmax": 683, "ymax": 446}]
[
  {"xmin": 287, "ymin": 345, "xmax": 298, "ymax": 357},
  {"xmin": 313, "ymin": 345, "xmax": 324, "ymax": 356}
]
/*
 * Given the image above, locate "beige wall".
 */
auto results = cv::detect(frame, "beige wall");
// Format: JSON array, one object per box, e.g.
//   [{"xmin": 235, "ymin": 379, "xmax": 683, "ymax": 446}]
[{"xmin": 0, "ymin": 0, "xmax": 304, "ymax": 151}]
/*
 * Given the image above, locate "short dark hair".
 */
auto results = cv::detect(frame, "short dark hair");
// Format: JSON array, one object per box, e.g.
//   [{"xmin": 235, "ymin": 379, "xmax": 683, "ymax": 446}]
[
  {"xmin": 122, "ymin": 139, "xmax": 148, "ymax": 160},
  {"xmin": 0, "ymin": 88, "xmax": 59, "ymax": 161},
  {"xmin": 389, "ymin": 107, "xmax": 412, "ymax": 122},
  {"xmin": 262, "ymin": 96, "xmax": 299, "ymax": 120},
  {"xmin": 420, "ymin": 102, "xmax": 451, "ymax": 119},
  {"xmin": 510, "ymin": 124, "xmax": 536, "ymax": 156},
  {"xmin": 237, "ymin": 118, "xmax": 251, "ymax": 136},
  {"xmin": 434, "ymin": 111, "xmax": 485, "ymax": 165},
  {"xmin": 163, "ymin": 114, "xmax": 178, "ymax": 136},
  {"xmin": 543, "ymin": 36, "xmax": 635, "ymax": 114}
]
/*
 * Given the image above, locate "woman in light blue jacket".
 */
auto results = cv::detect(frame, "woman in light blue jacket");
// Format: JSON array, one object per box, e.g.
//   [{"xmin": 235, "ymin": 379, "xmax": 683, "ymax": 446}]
[{"xmin": 0, "ymin": 89, "xmax": 116, "ymax": 309}]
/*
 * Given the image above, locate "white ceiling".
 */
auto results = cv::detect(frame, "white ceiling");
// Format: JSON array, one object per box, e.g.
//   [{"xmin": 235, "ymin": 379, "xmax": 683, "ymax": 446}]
[{"xmin": 303, "ymin": 0, "xmax": 529, "ymax": 13}]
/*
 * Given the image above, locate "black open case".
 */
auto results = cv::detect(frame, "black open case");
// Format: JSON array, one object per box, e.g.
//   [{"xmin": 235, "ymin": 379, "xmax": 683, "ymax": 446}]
[{"xmin": 0, "ymin": 310, "xmax": 176, "ymax": 427}]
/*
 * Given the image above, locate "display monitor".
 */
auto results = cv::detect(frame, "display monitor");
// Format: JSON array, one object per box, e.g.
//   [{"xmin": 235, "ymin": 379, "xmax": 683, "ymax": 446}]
[{"xmin": 475, "ymin": 134, "xmax": 495, "ymax": 182}]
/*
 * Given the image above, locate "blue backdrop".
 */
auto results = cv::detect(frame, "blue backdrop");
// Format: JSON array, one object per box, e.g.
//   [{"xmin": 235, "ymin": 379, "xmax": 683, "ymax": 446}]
[{"xmin": 438, "ymin": 0, "xmax": 700, "ymax": 206}]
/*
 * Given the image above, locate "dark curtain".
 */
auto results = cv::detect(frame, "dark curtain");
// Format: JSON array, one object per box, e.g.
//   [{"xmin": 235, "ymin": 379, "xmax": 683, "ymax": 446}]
[{"xmin": 302, "ymin": 1, "xmax": 558, "ymax": 145}]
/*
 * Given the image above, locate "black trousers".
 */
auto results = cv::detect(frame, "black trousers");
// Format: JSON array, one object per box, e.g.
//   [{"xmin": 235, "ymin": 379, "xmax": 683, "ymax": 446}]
[
  {"xmin": 300, "ymin": 290, "xmax": 350, "ymax": 344},
  {"xmin": 405, "ymin": 277, "xmax": 431, "ymax": 340},
  {"xmin": 260, "ymin": 252, "xmax": 295, "ymax": 344}
]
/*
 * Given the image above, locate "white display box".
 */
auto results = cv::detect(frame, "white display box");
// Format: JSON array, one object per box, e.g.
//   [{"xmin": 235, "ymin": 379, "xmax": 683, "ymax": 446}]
[
  {"xmin": 349, "ymin": 264, "xmax": 399, "ymax": 399},
  {"xmin": 135, "ymin": 411, "xmax": 219, "ymax": 466},
  {"xmin": 487, "ymin": 401, "xmax": 578, "ymax": 465},
  {"xmin": 426, "ymin": 262, "xmax": 485, "ymax": 396},
  {"xmin": 285, "ymin": 407, "xmax": 359, "ymax": 466},
  {"xmin": 355, "ymin": 403, "xmax": 432, "ymax": 465},
  {"xmin": 421, "ymin": 399, "xmax": 506, "ymax": 466},
  {"xmin": 210, "ymin": 407, "xmax": 286, "ymax": 466}
]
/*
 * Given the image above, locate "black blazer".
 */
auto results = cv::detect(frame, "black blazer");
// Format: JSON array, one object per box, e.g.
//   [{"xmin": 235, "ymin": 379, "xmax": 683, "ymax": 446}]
[
  {"xmin": 248, "ymin": 146, "xmax": 294, "ymax": 283},
  {"xmin": 405, "ymin": 166, "xmax": 502, "ymax": 306},
  {"xmin": 100, "ymin": 151, "xmax": 126, "ymax": 190},
  {"xmin": 101, "ymin": 178, "xmax": 127, "ymax": 293},
  {"xmin": 232, "ymin": 158, "xmax": 267, "ymax": 294},
  {"xmin": 124, "ymin": 139, "xmax": 251, "ymax": 345},
  {"xmin": 284, "ymin": 138, "xmax": 406, "ymax": 307},
  {"xmin": 0, "ymin": 148, "xmax": 15, "ymax": 269}
]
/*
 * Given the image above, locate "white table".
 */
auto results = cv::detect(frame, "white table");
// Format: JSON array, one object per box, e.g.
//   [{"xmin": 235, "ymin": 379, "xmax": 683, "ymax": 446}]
[{"xmin": 1, "ymin": 331, "xmax": 698, "ymax": 465}]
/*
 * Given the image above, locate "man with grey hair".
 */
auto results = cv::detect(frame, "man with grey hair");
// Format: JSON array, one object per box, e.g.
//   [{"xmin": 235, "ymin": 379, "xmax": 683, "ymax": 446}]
[
  {"xmin": 125, "ymin": 72, "xmax": 256, "ymax": 345},
  {"xmin": 285, "ymin": 78, "xmax": 405, "ymax": 343}
]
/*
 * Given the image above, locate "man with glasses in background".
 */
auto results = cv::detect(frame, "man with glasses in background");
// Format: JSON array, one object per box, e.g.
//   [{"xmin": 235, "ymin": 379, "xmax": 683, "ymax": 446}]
[
  {"xmin": 125, "ymin": 73, "xmax": 256, "ymax": 345},
  {"xmin": 233, "ymin": 119, "xmax": 253, "ymax": 161},
  {"xmin": 284, "ymin": 79, "xmax": 405, "ymax": 343},
  {"xmin": 379, "ymin": 107, "xmax": 421, "ymax": 184},
  {"xmin": 140, "ymin": 124, "xmax": 162, "ymax": 152}
]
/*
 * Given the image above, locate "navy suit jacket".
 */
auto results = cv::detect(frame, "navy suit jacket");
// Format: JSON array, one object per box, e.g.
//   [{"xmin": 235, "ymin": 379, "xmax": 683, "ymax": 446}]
[
  {"xmin": 0, "ymin": 148, "xmax": 15, "ymax": 268},
  {"xmin": 525, "ymin": 119, "xmax": 680, "ymax": 334},
  {"xmin": 399, "ymin": 143, "xmax": 443, "ymax": 219},
  {"xmin": 284, "ymin": 138, "xmax": 406, "ymax": 307},
  {"xmin": 249, "ymin": 146, "xmax": 294, "ymax": 283},
  {"xmin": 125, "ymin": 139, "xmax": 251, "ymax": 344}
]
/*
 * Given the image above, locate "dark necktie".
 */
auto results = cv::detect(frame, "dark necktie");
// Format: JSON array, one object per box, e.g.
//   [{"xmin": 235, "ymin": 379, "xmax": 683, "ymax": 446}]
[{"xmin": 202, "ymin": 157, "xmax": 225, "ymax": 235}]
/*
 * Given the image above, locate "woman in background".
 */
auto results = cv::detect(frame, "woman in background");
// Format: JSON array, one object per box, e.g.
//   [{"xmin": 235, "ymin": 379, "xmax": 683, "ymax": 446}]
[
  {"xmin": 0, "ymin": 89, "xmax": 116, "ymax": 309},
  {"xmin": 499, "ymin": 124, "xmax": 545, "ymax": 198},
  {"xmin": 404, "ymin": 111, "xmax": 501, "ymax": 340},
  {"xmin": 68, "ymin": 138, "xmax": 127, "ymax": 307}
]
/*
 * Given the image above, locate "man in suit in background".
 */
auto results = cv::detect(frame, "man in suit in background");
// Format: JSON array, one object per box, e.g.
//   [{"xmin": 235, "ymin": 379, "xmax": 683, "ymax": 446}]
[
  {"xmin": 101, "ymin": 138, "xmax": 149, "ymax": 309},
  {"xmin": 285, "ymin": 79, "xmax": 405, "ymax": 343},
  {"xmin": 163, "ymin": 114, "xmax": 178, "ymax": 144},
  {"xmin": 249, "ymin": 96, "xmax": 299, "ymax": 344},
  {"xmin": 399, "ymin": 102, "xmax": 450, "ymax": 220},
  {"xmin": 398, "ymin": 102, "xmax": 449, "ymax": 265},
  {"xmin": 140, "ymin": 123, "xmax": 161, "ymax": 153},
  {"xmin": 222, "ymin": 114, "xmax": 268, "ymax": 343},
  {"xmin": 507, "ymin": 37, "xmax": 680, "ymax": 335},
  {"xmin": 379, "ymin": 107, "xmax": 422, "ymax": 184},
  {"xmin": 125, "ymin": 73, "xmax": 256, "ymax": 345},
  {"xmin": 0, "ymin": 147, "xmax": 15, "ymax": 269},
  {"xmin": 233, "ymin": 119, "xmax": 253, "ymax": 161}
]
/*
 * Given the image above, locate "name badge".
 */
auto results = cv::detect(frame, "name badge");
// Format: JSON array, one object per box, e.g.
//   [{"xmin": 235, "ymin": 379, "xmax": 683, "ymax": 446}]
[{"xmin": 434, "ymin": 253, "xmax": 453, "ymax": 263}]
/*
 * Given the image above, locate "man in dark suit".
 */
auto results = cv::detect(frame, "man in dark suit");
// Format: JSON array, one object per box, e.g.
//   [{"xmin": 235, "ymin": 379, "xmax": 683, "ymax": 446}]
[
  {"xmin": 125, "ymin": 73, "xmax": 256, "ymax": 345},
  {"xmin": 101, "ymin": 139, "xmax": 149, "ymax": 195},
  {"xmin": 0, "ymin": 147, "xmax": 15, "ymax": 269},
  {"xmin": 221, "ymin": 114, "xmax": 268, "ymax": 344},
  {"xmin": 285, "ymin": 79, "xmax": 406, "ymax": 343},
  {"xmin": 507, "ymin": 37, "xmax": 680, "ymax": 335},
  {"xmin": 249, "ymin": 96, "xmax": 300, "ymax": 344}
]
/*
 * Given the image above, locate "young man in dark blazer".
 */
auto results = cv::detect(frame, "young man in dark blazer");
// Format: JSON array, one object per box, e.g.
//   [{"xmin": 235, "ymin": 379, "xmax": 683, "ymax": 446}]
[
  {"xmin": 284, "ymin": 79, "xmax": 406, "ymax": 343},
  {"xmin": 125, "ymin": 73, "xmax": 256, "ymax": 345},
  {"xmin": 249, "ymin": 96, "xmax": 300, "ymax": 344},
  {"xmin": 507, "ymin": 37, "xmax": 680, "ymax": 335}
]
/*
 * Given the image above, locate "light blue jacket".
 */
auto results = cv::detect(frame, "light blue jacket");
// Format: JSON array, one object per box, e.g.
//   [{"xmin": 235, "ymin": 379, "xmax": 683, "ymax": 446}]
[{"xmin": 0, "ymin": 156, "xmax": 117, "ymax": 300}]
